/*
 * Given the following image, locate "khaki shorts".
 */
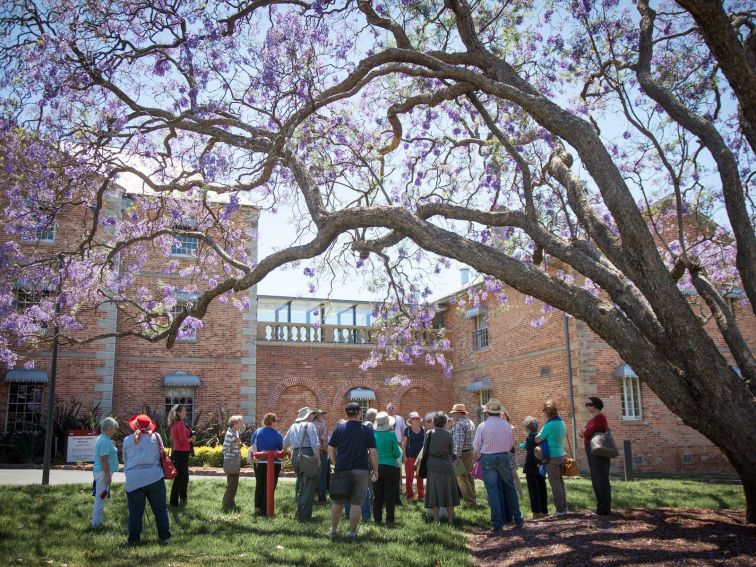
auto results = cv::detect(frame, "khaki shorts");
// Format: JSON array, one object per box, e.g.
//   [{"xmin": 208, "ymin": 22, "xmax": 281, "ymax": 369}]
[{"xmin": 332, "ymin": 469, "xmax": 370, "ymax": 507}]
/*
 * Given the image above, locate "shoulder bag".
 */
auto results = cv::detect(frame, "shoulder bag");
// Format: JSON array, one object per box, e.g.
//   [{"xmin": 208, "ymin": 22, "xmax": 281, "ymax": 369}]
[
  {"xmin": 417, "ymin": 430, "xmax": 433, "ymax": 479},
  {"xmin": 590, "ymin": 428, "xmax": 620, "ymax": 459},
  {"xmin": 561, "ymin": 426, "xmax": 580, "ymax": 478},
  {"xmin": 330, "ymin": 424, "xmax": 362, "ymax": 501},
  {"xmin": 294, "ymin": 424, "xmax": 320, "ymax": 478},
  {"xmin": 156, "ymin": 433, "xmax": 178, "ymax": 480}
]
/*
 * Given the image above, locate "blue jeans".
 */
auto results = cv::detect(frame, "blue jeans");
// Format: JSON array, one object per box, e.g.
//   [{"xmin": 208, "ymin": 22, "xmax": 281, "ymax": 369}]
[
  {"xmin": 480, "ymin": 453, "xmax": 522, "ymax": 531},
  {"xmin": 318, "ymin": 453, "xmax": 330, "ymax": 501},
  {"xmin": 126, "ymin": 479, "xmax": 171, "ymax": 543}
]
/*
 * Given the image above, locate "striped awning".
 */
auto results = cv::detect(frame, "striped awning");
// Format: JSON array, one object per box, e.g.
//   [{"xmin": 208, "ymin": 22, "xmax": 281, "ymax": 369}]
[
  {"xmin": 614, "ymin": 363, "xmax": 637, "ymax": 378},
  {"xmin": 163, "ymin": 372, "xmax": 201, "ymax": 387},
  {"xmin": 5, "ymin": 369, "xmax": 49, "ymax": 384},
  {"xmin": 465, "ymin": 378, "xmax": 492, "ymax": 393},
  {"xmin": 348, "ymin": 388, "xmax": 376, "ymax": 400}
]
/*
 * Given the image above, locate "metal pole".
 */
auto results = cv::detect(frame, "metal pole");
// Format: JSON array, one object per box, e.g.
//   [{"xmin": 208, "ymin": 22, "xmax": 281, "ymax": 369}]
[
  {"xmin": 42, "ymin": 254, "xmax": 64, "ymax": 485},
  {"xmin": 563, "ymin": 312, "xmax": 578, "ymax": 468}
]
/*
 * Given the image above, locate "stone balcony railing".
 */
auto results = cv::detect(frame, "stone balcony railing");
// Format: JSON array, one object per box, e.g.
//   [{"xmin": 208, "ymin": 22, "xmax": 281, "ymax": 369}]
[{"xmin": 256, "ymin": 322, "xmax": 449, "ymax": 348}]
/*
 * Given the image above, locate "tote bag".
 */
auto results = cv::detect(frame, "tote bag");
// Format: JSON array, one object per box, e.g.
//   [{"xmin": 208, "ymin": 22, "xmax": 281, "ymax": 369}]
[{"xmin": 156, "ymin": 434, "xmax": 178, "ymax": 480}]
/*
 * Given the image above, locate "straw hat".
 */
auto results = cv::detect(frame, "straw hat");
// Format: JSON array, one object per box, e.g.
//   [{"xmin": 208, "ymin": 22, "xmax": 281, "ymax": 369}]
[
  {"xmin": 374, "ymin": 411, "xmax": 396, "ymax": 432},
  {"xmin": 449, "ymin": 403, "xmax": 468, "ymax": 414},
  {"xmin": 408, "ymin": 411, "xmax": 421, "ymax": 421},
  {"xmin": 484, "ymin": 399, "xmax": 503, "ymax": 413}
]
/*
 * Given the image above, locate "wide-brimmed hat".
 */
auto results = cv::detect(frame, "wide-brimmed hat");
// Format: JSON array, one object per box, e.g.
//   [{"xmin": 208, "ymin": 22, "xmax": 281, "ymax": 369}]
[
  {"xmin": 484, "ymin": 399, "xmax": 503, "ymax": 413},
  {"xmin": 374, "ymin": 411, "xmax": 396, "ymax": 432},
  {"xmin": 295, "ymin": 406, "xmax": 317, "ymax": 422},
  {"xmin": 128, "ymin": 414, "xmax": 156, "ymax": 433},
  {"xmin": 449, "ymin": 403, "xmax": 468, "ymax": 414},
  {"xmin": 408, "ymin": 411, "xmax": 421, "ymax": 421},
  {"xmin": 313, "ymin": 408, "xmax": 327, "ymax": 415}
]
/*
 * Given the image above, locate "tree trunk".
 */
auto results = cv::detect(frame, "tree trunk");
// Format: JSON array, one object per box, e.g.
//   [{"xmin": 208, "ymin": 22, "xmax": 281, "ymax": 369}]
[{"xmin": 715, "ymin": 432, "xmax": 756, "ymax": 525}]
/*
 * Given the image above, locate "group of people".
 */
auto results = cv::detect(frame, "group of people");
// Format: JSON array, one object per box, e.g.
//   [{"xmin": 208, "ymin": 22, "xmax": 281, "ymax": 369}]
[{"xmin": 89, "ymin": 395, "xmax": 614, "ymax": 543}]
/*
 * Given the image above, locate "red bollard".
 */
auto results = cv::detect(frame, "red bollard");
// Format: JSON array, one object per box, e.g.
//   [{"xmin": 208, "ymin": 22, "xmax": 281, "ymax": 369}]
[{"xmin": 254, "ymin": 450, "xmax": 284, "ymax": 517}]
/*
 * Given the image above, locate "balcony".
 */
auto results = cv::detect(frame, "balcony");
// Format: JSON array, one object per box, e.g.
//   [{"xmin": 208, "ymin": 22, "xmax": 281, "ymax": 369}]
[
  {"xmin": 472, "ymin": 328, "xmax": 489, "ymax": 351},
  {"xmin": 257, "ymin": 322, "xmax": 449, "ymax": 348}
]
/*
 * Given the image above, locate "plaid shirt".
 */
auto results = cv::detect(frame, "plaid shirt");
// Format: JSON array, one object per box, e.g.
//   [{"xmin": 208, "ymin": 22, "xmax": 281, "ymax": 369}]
[
  {"xmin": 314, "ymin": 419, "xmax": 328, "ymax": 449},
  {"xmin": 452, "ymin": 415, "xmax": 475, "ymax": 456}
]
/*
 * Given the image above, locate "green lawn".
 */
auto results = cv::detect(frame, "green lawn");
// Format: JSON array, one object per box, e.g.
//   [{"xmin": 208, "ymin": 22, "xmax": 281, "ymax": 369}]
[{"xmin": 0, "ymin": 477, "xmax": 745, "ymax": 567}]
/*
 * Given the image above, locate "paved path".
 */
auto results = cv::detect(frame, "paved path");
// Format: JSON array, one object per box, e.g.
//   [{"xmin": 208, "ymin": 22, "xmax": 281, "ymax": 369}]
[{"xmin": 0, "ymin": 469, "xmax": 295, "ymax": 485}]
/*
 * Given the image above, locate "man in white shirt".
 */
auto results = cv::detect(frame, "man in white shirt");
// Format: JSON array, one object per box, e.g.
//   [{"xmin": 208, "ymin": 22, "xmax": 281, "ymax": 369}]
[{"xmin": 387, "ymin": 403, "xmax": 406, "ymax": 444}]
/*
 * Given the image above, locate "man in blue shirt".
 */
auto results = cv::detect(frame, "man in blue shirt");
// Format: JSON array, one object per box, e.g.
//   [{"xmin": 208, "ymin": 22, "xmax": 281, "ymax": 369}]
[{"xmin": 327, "ymin": 402, "xmax": 378, "ymax": 541}]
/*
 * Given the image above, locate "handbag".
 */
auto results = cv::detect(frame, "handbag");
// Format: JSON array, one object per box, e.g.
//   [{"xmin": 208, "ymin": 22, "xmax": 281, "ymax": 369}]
[
  {"xmin": 561, "ymin": 428, "xmax": 580, "ymax": 478},
  {"xmin": 470, "ymin": 459, "xmax": 483, "ymax": 480},
  {"xmin": 294, "ymin": 425, "xmax": 320, "ymax": 478},
  {"xmin": 156, "ymin": 434, "xmax": 178, "ymax": 480},
  {"xmin": 590, "ymin": 429, "xmax": 620, "ymax": 459},
  {"xmin": 417, "ymin": 430, "xmax": 432, "ymax": 479},
  {"xmin": 330, "ymin": 423, "xmax": 362, "ymax": 501}
]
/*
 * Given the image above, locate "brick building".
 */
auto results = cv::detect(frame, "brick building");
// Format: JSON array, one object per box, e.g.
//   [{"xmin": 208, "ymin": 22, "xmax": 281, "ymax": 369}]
[
  {"xmin": 1, "ymin": 182, "xmax": 752, "ymax": 476},
  {"xmin": 441, "ymin": 274, "xmax": 754, "ymax": 476}
]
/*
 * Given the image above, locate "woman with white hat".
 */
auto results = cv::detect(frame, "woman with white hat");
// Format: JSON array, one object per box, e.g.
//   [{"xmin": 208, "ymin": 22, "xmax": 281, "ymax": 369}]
[
  {"xmin": 122, "ymin": 414, "xmax": 171, "ymax": 545},
  {"xmin": 372, "ymin": 411, "xmax": 402, "ymax": 527},
  {"xmin": 401, "ymin": 411, "xmax": 425, "ymax": 501}
]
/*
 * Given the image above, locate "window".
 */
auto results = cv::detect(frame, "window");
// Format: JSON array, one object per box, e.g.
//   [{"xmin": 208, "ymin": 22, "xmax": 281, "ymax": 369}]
[
  {"xmin": 348, "ymin": 388, "xmax": 375, "ymax": 420},
  {"xmin": 21, "ymin": 212, "xmax": 55, "ymax": 243},
  {"xmin": 472, "ymin": 314, "xmax": 489, "ymax": 351},
  {"xmin": 15, "ymin": 288, "xmax": 51, "ymax": 312},
  {"xmin": 171, "ymin": 296, "xmax": 197, "ymax": 341},
  {"xmin": 6, "ymin": 384, "xmax": 44, "ymax": 432},
  {"xmin": 476, "ymin": 389, "xmax": 492, "ymax": 422},
  {"xmin": 165, "ymin": 388, "xmax": 194, "ymax": 425},
  {"xmin": 171, "ymin": 224, "xmax": 199, "ymax": 256},
  {"xmin": 621, "ymin": 375, "xmax": 642, "ymax": 420}
]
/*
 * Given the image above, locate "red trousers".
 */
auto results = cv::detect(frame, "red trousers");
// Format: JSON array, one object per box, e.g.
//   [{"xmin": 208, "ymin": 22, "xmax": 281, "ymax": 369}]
[{"xmin": 405, "ymin": 456, "xmax": 424, "ymax": 499}]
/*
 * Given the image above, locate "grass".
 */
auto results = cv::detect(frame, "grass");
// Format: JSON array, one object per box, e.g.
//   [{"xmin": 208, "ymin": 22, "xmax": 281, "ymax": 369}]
[{"xmin": 0, "ymin": 476, "xmax": 745, "ymax": 567}]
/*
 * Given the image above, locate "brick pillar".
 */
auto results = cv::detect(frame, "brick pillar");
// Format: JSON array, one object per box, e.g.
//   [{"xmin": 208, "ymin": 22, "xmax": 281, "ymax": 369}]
[{"xmin": 240, "ymin": 210, "xmax": 259, "ymax": 425}]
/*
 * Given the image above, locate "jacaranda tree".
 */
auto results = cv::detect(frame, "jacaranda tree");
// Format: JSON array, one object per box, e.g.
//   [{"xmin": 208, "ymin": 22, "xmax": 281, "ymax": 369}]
[{"xmin": 0, "ymin": 0, "xmax": 754, "ymax": 520}]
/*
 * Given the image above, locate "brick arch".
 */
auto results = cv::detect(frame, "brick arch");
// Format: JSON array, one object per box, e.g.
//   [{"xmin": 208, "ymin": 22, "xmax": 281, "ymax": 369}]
[
  {"xmin": 332, "ymin": 379, "xmax": 385, "ymax": 411},
  {"xmin": 392, "ymin": 379, "xmax": 436, "ymax": 407},
  {"xmin": 268, "ymin": 377, "xmax": 327, "ymax": 410}
]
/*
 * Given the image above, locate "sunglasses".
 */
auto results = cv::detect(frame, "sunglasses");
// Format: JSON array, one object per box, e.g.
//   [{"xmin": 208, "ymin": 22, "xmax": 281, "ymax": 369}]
[{"xmin": 585, "ymin": 402, "xmax": 594, "ymax": 407}]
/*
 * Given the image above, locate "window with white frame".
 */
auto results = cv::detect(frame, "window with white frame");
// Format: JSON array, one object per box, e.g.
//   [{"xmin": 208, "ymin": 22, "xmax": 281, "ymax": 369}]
[
  {"xmin": 170, "ymin": 295, "xmax": 197, "ymax": 341},
  {"xmin": 171, "ymin": 224, "xmax": 199, "ymax": 256},
  {"xmin": 472, "ymin": 314, "xmax": 489, "ymax": 351},
  {"xmin": 348, "ymin": 388, "xmax": 375, "ymax": 421},
  {"xmin": 621, "ymin": 374, "xmax": 642, "ymax": 420},
  {"xmin": 165, "ymin": 388, "xmax": 195, "ymax": 425},
  {"xmin": 6, "ymin": 384, "xmax": 45, "ymax": 432},
  {"xmin": 21, "ymin": 206, "xmax": 56, "ymax": 243}
]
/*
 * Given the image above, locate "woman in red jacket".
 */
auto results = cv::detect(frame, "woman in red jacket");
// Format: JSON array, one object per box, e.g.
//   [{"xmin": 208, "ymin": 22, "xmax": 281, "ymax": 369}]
[
  {"xmin": 579, "ymin": 396, "xmax": 611, "ymax": 516},
  {"xmin": 168, "ymin": 405, "xmax": 194, "ymax": 507}
]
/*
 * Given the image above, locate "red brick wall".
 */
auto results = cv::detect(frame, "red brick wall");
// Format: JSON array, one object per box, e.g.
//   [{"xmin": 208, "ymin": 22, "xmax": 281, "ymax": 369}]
[{"xmin": 256, "ymin": 344, "xmax": 452, "ymax": 433}]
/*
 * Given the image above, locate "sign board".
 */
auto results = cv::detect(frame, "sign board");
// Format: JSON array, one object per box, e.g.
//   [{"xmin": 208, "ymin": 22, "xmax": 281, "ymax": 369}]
[{"xmin": 66, "ymin": 429, "xmax": 98, "ymax": 463}]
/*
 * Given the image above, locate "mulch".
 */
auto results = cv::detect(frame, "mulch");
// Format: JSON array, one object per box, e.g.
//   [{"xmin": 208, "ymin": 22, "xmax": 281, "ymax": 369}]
[{"xmin": 466, "ymin": 508, "xmax": 756, "ymax": 566}]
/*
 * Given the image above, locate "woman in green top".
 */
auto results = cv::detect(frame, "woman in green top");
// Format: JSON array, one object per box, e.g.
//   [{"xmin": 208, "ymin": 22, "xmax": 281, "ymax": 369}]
[
  {"xmin": 536, "ymin": 399, "xmax": 568, "ymax": 515},
  {"xmin": 372, "ymin": 411, "xmax": 402, "ymax": 527},
  {"xmin": 92, "ymin": 416, "xmax": 119, "ymax": 528}
]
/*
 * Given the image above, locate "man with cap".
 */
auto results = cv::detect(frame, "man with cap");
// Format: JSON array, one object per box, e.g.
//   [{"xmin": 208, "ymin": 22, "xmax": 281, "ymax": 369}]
[
  {"xmin": 473, "ymin": 399, "xmax": 524, "ymax": 534},
  {"xmin": 328, "ymin": 402, "xmax": 378, "ymax": 541},
  {"xmin": 283, "ymin": 406, "xmax": 320, "ymax": 521},
  {"xmin": 314, "ymin": 409, "xmax": 330, "ymax": 503},
  {"xmin": 450, "ymin": 403, "xmax": 477, "ymax": 508}
]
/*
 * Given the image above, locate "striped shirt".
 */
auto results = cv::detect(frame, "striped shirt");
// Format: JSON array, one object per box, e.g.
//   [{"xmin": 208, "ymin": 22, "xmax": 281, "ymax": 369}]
[
  {"xmin": 473, "ymin": 416, "xmax": 515, "ymax": 455},
  {"xmin": 451, "ymin": 415, "xmax": 475, "ymax": 456},
  {"xmin": 314, "ymin": 419, "xmax": 328, "ymax": 449},
  {"xmin": 222, "ymin": 427, "xmax": 241, "ymax": 458}
]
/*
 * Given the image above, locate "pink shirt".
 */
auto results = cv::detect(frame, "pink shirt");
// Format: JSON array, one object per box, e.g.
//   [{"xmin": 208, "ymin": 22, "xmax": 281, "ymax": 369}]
[
  {"xmin": 170, "ymin": 421, "xmax": 191, "ymax": 452},
  {"xmin": 473, "ymin": 416, "xmax": 514, "ymax": 455}
]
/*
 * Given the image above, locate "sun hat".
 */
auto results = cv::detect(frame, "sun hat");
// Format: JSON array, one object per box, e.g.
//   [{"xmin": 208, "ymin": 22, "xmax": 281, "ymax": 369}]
[
  {"xmin": 449, "ymin": 403, "xmax": 468, "ymax": 414},
  {"xmin": 128, "ymin": 414, "xmax": 156, "ymax": 433},
  {"xmin": 294, "ymin": 407, "xmax": 317, "ymax": 422},
  {"xmin": 484, "ymin": 399, "xmax": 503, "ymax": 414},
  {"xmin": 408, "ymin": 411, "xmax": 421, "ymax": 421},
  {"xmin": 374, "ymin": 411, "xmax": 396, "ymax": 432},
  {"xmin": 313, "ymin": 408, "xmax": 327, "ymax": 415}
]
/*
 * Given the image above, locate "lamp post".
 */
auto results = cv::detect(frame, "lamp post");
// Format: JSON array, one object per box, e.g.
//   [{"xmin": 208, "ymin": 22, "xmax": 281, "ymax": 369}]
[
  {"xmin": 42, "ymin": 254, "xmax": 64, "ymax": 486},
  {"xmin": 564, "ymin": 311, "xmax": 578, "ymax": 468}
]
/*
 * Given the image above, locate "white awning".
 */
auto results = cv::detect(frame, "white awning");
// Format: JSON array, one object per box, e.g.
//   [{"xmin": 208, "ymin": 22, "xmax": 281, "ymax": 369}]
[
  {"xmin": 464, "ymin": 306, "xmax": 487, "ymax": 319},
  {"xmin": 5, "ymin": 369, "xmax": 49, "ymax": 384},
  {"xmin": 614, "ymin": 363, "xmax": 637, "ymax": 378},
  {"xmin": 163, "ymin": 372, "xmax": 201, "ymax": 387},
  {"xmin": 465, "ymin": 378, "xmax": 492, "ymax": 393},
  {"xmin": 348, "ymin": 388, "xmax": 375, "ymax": 400}
]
